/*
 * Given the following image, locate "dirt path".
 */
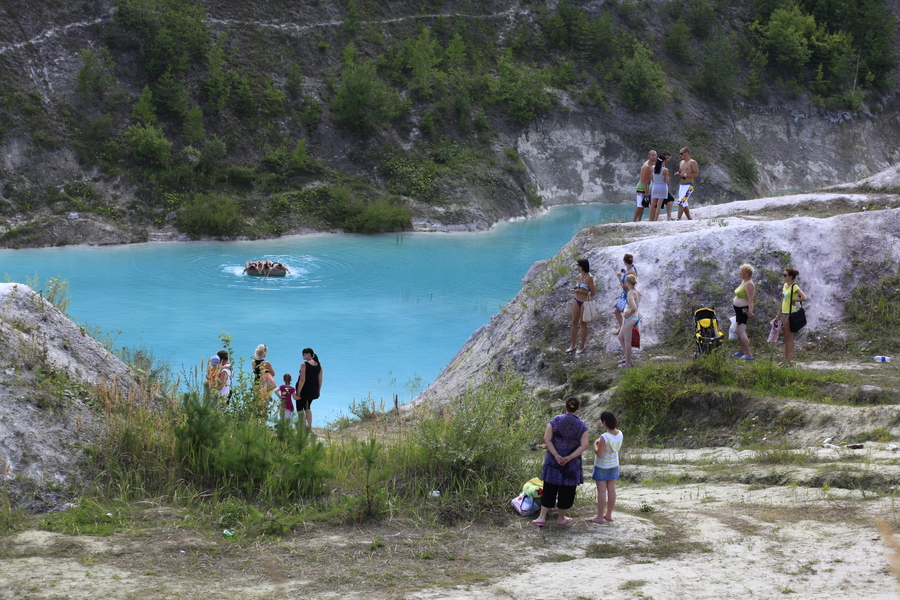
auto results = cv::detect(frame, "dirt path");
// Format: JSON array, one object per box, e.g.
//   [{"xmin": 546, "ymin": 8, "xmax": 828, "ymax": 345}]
[{"xmin": 2, "ymin": 468, "xmax": 898, "ymax": 599}]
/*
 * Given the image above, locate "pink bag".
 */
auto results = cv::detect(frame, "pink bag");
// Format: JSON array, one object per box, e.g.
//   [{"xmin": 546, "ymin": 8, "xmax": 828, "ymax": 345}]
[{"xmin": 767, "ymin": 318, "xmax": 782, "ymax": 343}]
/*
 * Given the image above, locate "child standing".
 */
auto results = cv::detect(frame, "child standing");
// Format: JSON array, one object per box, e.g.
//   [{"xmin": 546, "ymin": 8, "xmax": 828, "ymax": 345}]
[
  {"xmin": 277, "ymin": 374, "xmax": 295, "ymax": 420},
  {"xmin": 587, "ymin": 411, "xmax": 623, "ymax": 524}
]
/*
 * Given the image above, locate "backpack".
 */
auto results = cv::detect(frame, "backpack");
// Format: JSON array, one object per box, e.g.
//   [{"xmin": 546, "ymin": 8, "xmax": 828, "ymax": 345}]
[{"xmin": 206, "ymin": 363, "xmax": 223, "ymax": 390}]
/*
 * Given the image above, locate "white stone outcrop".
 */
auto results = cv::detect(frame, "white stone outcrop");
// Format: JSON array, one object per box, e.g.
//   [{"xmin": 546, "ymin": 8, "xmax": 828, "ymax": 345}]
[
  {"xmin": 417, "ymin": 192, "xmax": 900, "ymax": 404},
  {"xmin": 0, "ymin": 284, "xmax": 138, "ymax": 507}
]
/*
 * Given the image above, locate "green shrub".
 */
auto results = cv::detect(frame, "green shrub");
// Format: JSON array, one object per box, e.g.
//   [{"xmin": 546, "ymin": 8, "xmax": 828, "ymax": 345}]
[
  {"xmin": 491, "ymin": 49, "xmax": 557, "ymax": 124},
  {"xmin": 344, "ymin": 199, "xmax": 410, "ymax": 233},
  {"xmin": 175, "ymin": 193, "xmax": 243, "ymax": 237},
  {"xmin": 131, "ymin": 86, "xmax": 157, "ymax": 125},
  {"xmin": 75, "ymin": 47, "xmax": 119, "ymax": 105},
  {"xmin": 692, "ymin": 32, "xmax": 738, "ymax": 104},
  {"xmin": 844, "ymin": 264, "xmax": 900, "ymax": 351},
  {"xmin": 333, "ymin": 60, "xmax": 404, "ymax": 135},
  {"xmin": 380, "ymin": 153, "xmax": 439, "ymax": 200},
  {"xmin": 664, "ymin": 19, "xmax": 693, "ymax": 65},
  {"xmin": 618, "ymin": 43, "xmax": 669, "ymax": 111},
  {"xmin": 412, "ymin": 373, "xmax": 548, "ymax": 495},
  {"xmin": 125, "ymin": 124, "xmax": 172, "ymax": 168},
  {"xmin": 114, "ymin": 0, "xmax": 210, "ymax": 77},
  {"xmin": 751, "ymin": 5, "xmax": 815, "ymax": 75}
]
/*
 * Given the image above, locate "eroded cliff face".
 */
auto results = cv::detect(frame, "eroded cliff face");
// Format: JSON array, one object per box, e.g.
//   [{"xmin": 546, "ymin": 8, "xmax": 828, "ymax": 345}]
[
  {"xmin": 517, "ymin": 98, "xmax": 900, "ymax": 209},
  {"xmin": 0, "ymin": 283, "xmax": 140, "ymax": 507},
  {"xmin": 416, "ymin": 188, "xmax": 900, "ymax": 405}
]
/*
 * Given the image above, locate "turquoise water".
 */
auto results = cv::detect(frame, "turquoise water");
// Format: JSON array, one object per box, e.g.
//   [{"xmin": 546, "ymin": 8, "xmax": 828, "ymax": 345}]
[{"xmin": 0, "ymin": 204, "xmax": 629, "ymax": 424}]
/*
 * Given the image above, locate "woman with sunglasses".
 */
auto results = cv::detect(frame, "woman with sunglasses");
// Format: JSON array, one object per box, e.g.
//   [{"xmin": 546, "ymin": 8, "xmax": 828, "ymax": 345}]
[{"xmin": 778, "ymin": 269, "xmax": 808, "ymax": 366}]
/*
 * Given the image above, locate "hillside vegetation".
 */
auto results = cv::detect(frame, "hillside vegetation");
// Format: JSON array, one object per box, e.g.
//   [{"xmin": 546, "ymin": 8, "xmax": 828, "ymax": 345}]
[{"xmin": 0, "ymin": 0, "xmax": 896, "ymax": 246}]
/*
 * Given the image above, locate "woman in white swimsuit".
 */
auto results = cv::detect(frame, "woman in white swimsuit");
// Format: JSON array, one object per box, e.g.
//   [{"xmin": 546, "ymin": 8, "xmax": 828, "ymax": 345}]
[{"xmin": 616, "ymin": 273, "xmax": 641, "ymax": 368}]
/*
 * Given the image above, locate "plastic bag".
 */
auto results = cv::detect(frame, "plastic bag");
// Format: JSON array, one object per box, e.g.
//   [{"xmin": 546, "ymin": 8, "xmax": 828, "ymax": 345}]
[
  {"xmin": 511, "ymin": 493, "xmax": 540, "ymax": 516},
  {"xmin": 728, "ymin": 316, "xmax": 738, "ymax": 341},
  {"xmin": 767, "ymin": 318, "xmax": 782, "ymax": 343}
]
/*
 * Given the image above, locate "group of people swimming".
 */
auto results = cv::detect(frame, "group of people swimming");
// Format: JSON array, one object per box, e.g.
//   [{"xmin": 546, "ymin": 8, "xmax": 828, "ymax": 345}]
[
  {"xmin": 633, "ymin": 147, "xmax": 698, "ymax": 222},
  {"xmin": 566, "ymin": 254, "xmax": 809, "ymax": 367},
  {"xmin": 206, "ymin": 344, "xmax": 323, "ymax": 428},
  {"xmin": 243, "ymin": 260, "xmax": 289, "ymax": 275}
]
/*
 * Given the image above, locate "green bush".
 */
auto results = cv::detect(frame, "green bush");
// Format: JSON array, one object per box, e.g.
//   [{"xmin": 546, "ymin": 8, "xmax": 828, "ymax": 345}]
[
  {"xmin": 491, "ymin": 50, "xmax": 557, "ymax": 125},
  {"xmin": 751, "ymin": 5, "xmax": 816, "ymax": 75},
  {"xmin": 125, "ymin": 124, "xmax": 172, "ymax": 168},
  {"xmin": 75, "ymin": 48, "xmax": 119, "ymax": 106},
  {"xmin": 411, "ymin": 373, "xmax": 548, "ymax": 495},
  {"xmin": 380, "ymin": 153, "xmax": 439, "ymax": 200},
  {"xmin": 844, "ymin": 264, "xmax": 900, "ymax": 351},
  {"xmin": 692, "ymin": 32, "xmax": 738, "ymax": 103},
  {"xmin": 113, "ymin": 0, "xmax": 210, "ymax": 77},
  {"xmin": 333, "ymin": 60, "xmax": 404, "ymax": 135},
  {"xmin": 345, "ymin": 199, "xmax": 411, "ymax": 233},
  {"xmin": 619, "ymin": 43, "xmax": 669, "ymax": 111},
  {"xmin": 175, "ymin": 193, "xmax": 243, "ymax": 237},
  {"xmin": 664, "ymin": 19, "xmax": 693, "ymax": 65}
]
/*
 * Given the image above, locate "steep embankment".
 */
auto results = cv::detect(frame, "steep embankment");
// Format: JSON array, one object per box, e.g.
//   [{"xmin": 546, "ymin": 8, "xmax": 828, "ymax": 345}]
[
  {"xmin": 0, "ymin": 283, "xmax": 140, "ymax": 507},
  {"xmin": 417, "ymin": 189, "xmax": 900, "ymax": 405}
]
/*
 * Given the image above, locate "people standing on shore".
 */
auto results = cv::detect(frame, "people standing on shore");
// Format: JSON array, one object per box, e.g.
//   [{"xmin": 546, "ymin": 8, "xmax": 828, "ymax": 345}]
[
  {"xmin": 293, "ymin": 348, "xmax": 322, "ymax": 428},
  {"xmin": 732, "ymin": 264, "xmax": 756, "ymax": 360},
  {"xmin": 617, "ymin": 273, "xmax": 641, "ymax": 368},
  {"xmin": 252, "ymin": 344, "xmax": 277, "ymax": 404},
  {"xmin": 532, "ymin": 396, "xmax": 590, "ymax": 527},
  {"xmin": 614, "ymin": 254, "xmax": 638, "ymax": 330},
  {"xmin": 566, "ymin": 259, "xmax": 596, "ymax": 355},
  {"xmin": 779, "ymin": 269, "xmax": 808, "ymax": 366},
  {"xmin": 649, "ymin": 154, "xmax": 670, "ymax": 222},
  {"xmin": 661, "ymin": 152, "xmax": 676, "ymax": 220},
  {"xmin": 587, "ymin": 410, "xmax": 623, "ymax": 525},
  {"xmin": 674, "ymin": 147, "xmax": 698, "ymax": 220},
  {"xmin": 634, "ymin": 150, "xmax": 656, "ymax": 222}
]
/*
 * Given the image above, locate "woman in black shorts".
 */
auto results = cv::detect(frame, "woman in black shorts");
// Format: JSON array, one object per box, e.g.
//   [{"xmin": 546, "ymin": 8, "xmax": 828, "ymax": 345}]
[
  {"xmin": 293, "ymin": 348, "xmax": 322, "ymax": 429},
  {"xmin": 732, "ymin": 264, "xmax": 755, "ymax": 360}
]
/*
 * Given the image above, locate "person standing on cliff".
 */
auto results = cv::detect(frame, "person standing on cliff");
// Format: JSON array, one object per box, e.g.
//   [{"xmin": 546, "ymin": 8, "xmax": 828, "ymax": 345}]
[
  {"xmin": 633, "ymin": 150, "xmax": 656, "ymax": 222},
  {"xmin": 674, "ymin": 147, "xmax": 698, "ymax": 220}
]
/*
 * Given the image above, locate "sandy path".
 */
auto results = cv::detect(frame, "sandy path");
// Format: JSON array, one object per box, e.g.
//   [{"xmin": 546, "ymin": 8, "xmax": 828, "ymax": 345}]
[{"xmin": 1, "ymin": 481, "xmax": 898, "ymax": 600}]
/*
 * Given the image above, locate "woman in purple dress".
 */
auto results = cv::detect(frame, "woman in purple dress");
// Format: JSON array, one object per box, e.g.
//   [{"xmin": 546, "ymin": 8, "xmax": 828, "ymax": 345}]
[{"xmin": 532, "ymin": 396, "xmax": 590, "ymax": 527}]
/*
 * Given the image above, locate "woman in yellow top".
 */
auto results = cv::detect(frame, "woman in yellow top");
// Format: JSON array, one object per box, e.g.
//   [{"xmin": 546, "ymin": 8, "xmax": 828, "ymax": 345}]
[
  {"xmin": 779, "ymin": 268, "xmax": 808, "ymax": 366},
  {"xmin": 732, "ymin": 264, "xmax": 755, "ymax": 360}
]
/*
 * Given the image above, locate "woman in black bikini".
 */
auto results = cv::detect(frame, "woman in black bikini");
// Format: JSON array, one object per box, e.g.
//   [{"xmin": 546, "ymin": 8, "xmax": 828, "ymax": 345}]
[{"xmin": 567, "ymin": 259, "xmax": 596, "ymax": 355}]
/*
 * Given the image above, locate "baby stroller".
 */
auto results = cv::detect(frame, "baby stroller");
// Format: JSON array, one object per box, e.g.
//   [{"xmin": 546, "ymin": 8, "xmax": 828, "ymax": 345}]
[{"xmin": 693, "ymin": 307, "xmax": 724, "ymax": 356}]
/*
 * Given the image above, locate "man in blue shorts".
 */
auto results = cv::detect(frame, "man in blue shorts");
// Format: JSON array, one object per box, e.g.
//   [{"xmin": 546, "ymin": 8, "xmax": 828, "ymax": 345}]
[{"xmin": 674, "ymin": 147, "xmax": 698, "ymax": 221}]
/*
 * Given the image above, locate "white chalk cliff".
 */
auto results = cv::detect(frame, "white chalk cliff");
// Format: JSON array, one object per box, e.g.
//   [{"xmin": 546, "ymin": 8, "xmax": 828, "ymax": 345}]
[{"xmin": 417, "ymin": 184, "xmax": 900, "ymax": 404}]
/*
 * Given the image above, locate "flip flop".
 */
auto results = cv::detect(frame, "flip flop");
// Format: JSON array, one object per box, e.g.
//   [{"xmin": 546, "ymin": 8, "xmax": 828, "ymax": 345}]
[
  {"xmin": 557, "ymin": 517, "xmax": 574, "ymax": 526},
  {"xmin": 585, "ymin": 517, "xmax": 606, "ymax": 525},
  {"xmin": 603, "ymin": 516, "xmax": 615, "ymax": 522},
  {"xmin": 531, "ymin": 520, "xmax": 546, "ymax": 527}
]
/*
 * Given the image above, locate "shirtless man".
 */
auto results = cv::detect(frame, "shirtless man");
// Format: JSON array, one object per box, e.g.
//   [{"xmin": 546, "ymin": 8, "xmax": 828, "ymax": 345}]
[
  {"xmin": 633, "ymin": 149, "xmax": 656, "ymax": 222},
  {"xmin": 674, "ymin": 147, "xmax": 698, "ymax": 220}
]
